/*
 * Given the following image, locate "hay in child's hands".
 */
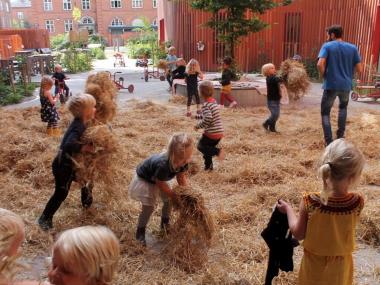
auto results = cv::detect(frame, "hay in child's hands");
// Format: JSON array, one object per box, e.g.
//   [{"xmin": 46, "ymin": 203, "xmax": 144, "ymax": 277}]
[
  {"xmin": 279, "ymin": 59, "xmax": 311, "ymax": 100},
  {"xmin": 157, "ymin": 59, "xmax": 168, "ymax": 70},
  {"xmin": 163, "ymin": 186, "xmax": 214, "ymax": 272}
]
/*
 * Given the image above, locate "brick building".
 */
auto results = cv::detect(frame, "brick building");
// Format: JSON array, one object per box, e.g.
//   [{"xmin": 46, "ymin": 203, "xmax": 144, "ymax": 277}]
[
  {"xmin": 0, "ymin": 0, "xmax": 12, "ymax": 28},
  {"xmin": 10, "ymin": 0, "xmax": 158, "ymax": 45}
]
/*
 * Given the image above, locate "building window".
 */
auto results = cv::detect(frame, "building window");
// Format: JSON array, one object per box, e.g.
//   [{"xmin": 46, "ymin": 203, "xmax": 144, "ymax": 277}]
[
  {"xmin": 63, "ymin": 0, "xmax": 72, "ymax": 10},
  {"xmin": 132, "ymin": 0, "xmax": 143, "ymax": 8},
  {"xmin": 152, "ymin": 0, "xmax": 157, "ymax": 8},
  {"xmin": 82, "ymin": 0, "xmax": 90, "ymax": 10},
  {"xmin": 81, "ymin": 16, "xmax": 94, "ymax": 24},
  {"xmin": 111, "ymin": 18, "xmax": 123, "ymax": 26},
  {"xmin": 43, "ymin": 0, "xmax": 53, "ymax": 11},
  {"xmin": 132, "ymin": 18, "xmax": 144, "ymax": 27},
  {"xmin": 111, "ymin": 0, "xmax": 122, "ymax": 8},
  {"xmin": 17, "ymin": 12, "xmax": 24, "ymax": 20},
  {"xmin": 64, "ymin": 19, "xmax": 73, "ymax": 32},
  {"xmin": 45, "ymin": 20, "xmax": 55, "ymax": 33}
]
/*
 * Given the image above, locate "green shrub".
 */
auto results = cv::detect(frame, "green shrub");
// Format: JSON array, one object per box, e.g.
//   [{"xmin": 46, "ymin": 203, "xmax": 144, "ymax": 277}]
[
  {"xmin": 57, "ymin": 47, "xmax": 93, "ymax": 73},
  {"xmin": 0, "ymin": 82, "xmax": 36, "ymax": 106},
  {"xmin": 90, "ymin": 47, "xmax": 106, "ymax": 60},
  {"xmin": 89, "ymin": 34, "xmax": 107, "ymax": 46},
  {"xmin": 302, "ymin": 58, "xmax": 319, "ymax": 80},
  {"xmin": 51, "ymin": 34, "xmax": 69, "ymax": 50}
]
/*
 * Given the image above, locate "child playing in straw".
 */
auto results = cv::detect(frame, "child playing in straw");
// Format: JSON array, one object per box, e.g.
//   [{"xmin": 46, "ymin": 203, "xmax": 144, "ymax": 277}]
[
  {"xmin": 184, "ymin": 59, "xmax": 204, "ymax": 116},
  {"xmin": 219, "ymin": 56, "xmax": 237, "ymax": 108},
  {"xmin": 195, "ymin": 80, "xmax": 225, "ymax": 171},
  {"xmin": 48, "ymin": 226, "xmax": 120, "ymax": 285},
  {"xmin": 38, "ymin": 94, "xmax": 97, "ymax": 231},
  {"xmin": 262, "ymin": 63, "xmax": 283, "ymax": 132},
  {"xmin": 40, "ymin": 76, "xmax": 60, "ymax": 137},
  {"xmin": 277, "ymin": 139, "xmax": 365, "ymax": 285},
  {"xmin": 129, "ymin": 133, "xmax": 193, "ymax": 246}
]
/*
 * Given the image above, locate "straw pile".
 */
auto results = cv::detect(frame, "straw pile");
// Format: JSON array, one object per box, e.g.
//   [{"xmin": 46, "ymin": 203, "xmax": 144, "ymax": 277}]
[
  {"xmin": 157, "ymin": 59, "xmax": 168, "ymax": 70},
  {"xmin": 0, "ymin": 99, "xmax": 379, "ymax": 284},
  {"xmin": 279, "ymin": 59, "xmax": 311, "ymax": 100},
  {"xmin": 163, "ymin": 186, "xmax": 214, "ymax": 272}
]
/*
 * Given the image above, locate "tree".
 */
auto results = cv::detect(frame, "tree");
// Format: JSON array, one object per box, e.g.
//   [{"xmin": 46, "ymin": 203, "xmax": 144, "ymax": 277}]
[{"xmin": 191, "ymin": 0, "xmax": 292, "ymax": 59}]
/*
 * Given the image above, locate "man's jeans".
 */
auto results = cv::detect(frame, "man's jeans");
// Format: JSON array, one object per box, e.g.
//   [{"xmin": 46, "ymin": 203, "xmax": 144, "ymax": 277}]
[{"xmin": 321, "ymin": 90, "xmax": 349, "ymax": 145}]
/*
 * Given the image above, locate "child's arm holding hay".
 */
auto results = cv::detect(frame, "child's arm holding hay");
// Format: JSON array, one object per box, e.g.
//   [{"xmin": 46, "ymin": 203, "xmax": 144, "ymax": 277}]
[
  {"xmin": 156, "ymin": 179, "xmax": 177, "ymax": 199},
  {"xmin": 277, "ymin": 199, "xmax": 308, "ymax": 240}
]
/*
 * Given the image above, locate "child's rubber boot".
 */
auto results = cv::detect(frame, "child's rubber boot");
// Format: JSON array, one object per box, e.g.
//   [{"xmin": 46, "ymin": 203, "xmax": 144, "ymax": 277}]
[
  {"xmin": 161, "ymin": 217, "xmax": 170, "ymax": 234},
  {"xmin": 46, "ymin": 127, "xmax": 53, "ymax": 136},
  {"xmin": 38, "ymin": 214, "xmax": 53, "ymax": 231},
  {"xmin": 136, "ymin": 227, "xmax": 146, "ymax": 246},
  {"xmin": 262, "ymin": 121, "xmax": 270, "ymax": 131},
  {"xmin": 81, "ymin": 182, "xmax": 93, "ymax": 209},
  {"xmin": 269, "ymin": 123, "xmax": 278, "ymax": 133}
]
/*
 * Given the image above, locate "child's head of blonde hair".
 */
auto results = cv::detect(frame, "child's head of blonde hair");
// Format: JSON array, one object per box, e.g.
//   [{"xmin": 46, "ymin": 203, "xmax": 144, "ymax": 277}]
[
  {"xmin": 186, "ymin": 59, "xmax": 201, "ymax": 74},
  {"xmin": 198, "ymin": 80, "xmax": 214, "ymax": 99},
  {"xmin": 0, "ymin": 208, "xmax": 25, "ymax": 280},
  {"xmin": 168, "ymin": 46, "xmax": 176, "ymax": 55},
  {"xmin": 67, "ymin": 93, "xmax": 96, "ymax": 119},
  {"xmin": 167, "ymin": 133, "xmax": 194, "ymax": 169},
  {"xmin": 41, "ymin": 76, "xmax": 54, "ymax": 91},
  {"xmin": 48, "ymin": 226, "xmax": 120, "ymax": 285},
  {"xmin": 318, "ymin": 139, "xmax": 365, "ymax": 205},
  {"xmin": 176, "ymin": 58, "xmax": 186, "ymax": 66},
  {"xmin": 261, "ymin": 63, "xmax": 276, "ymax": 77},
  {"xmin": 54, "ymin": 64, "xmax": 63, "ymax": 72}
]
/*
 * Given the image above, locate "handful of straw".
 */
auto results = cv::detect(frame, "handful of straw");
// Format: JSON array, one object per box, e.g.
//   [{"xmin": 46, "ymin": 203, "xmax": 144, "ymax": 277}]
[
  {"xmin": 279, "ymin": 59, "xmax": 311, "ymax": 100},
  {"xmin": 163, "ymin": 186, "xmax": 214, "ymax": 272},
  {"xmin": 157, "ymin": 59, "xmax": 168, "ymax": 70}
]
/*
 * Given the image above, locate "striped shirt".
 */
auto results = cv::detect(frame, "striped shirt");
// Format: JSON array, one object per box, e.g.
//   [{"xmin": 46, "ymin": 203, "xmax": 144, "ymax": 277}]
[{"xmin": 195, "ymin": 98, "xmax": 224, "ymax": 137}]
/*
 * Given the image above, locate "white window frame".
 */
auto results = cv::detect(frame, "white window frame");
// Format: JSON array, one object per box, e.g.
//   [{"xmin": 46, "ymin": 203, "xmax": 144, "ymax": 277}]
[
  {"xmin": 111, "ymin": 18, "xmax": 123, "ymax": 26},
  {"xmin": 81, "ymin": 16, "xmax": 94, "ymax": 24},
  {"xmin": 132, "ymin": 0, "xmax": 143, "ymax": 8},
  {"xmin": 5, "ymin": 2, "xmax": 9, "ymax": 12},
  {"xmin": 43, "ymin": 0, "xmax": 53, "ymax": 11},
  {"xmin": 64, "ymin": 19, "xmax": 73, "ymax": 32},
  {"xmin": 45, "ymin": 20, "xmax": 55, "ymax": 33},
  {"xmin": 17, "ymin": 12, "xmax": 24, "ymax": 20},
  {"xmin": 63, "ymin": 0, "xmax": 72, "ymax": 10},
  {"xmin": 152, "ymin": 0, "xmax": 157, "ymax": 8},
  {"xmin": 81, "ymin": 0, "xmax": 90, "ymax": 10},
  {"xmin": 110, "ymin": 0, "xmax": 122, "ymax": 8}
]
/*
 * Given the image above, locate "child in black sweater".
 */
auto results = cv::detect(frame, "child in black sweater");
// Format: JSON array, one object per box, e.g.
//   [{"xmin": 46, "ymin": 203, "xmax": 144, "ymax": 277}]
[
  {"xmin": 184, "ymin": 59, "xmax": 203, "ymax": 117},
  {"xmin": 38, "ymin": 93, "xmax": 97, "ymax": 230}
]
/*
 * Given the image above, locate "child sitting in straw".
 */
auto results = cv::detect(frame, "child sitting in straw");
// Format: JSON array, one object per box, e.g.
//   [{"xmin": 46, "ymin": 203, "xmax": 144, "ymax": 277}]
[
  {"xmin": 0, "ymin": 208, "xmax": 46, "ymax": 285},
  {"xmin": 195, "ymin": 80, "xmax": 225, "ymax": 171},
  {"xmin": 277, "ymin": 139, "xmax": 365, "ymax": 285},
  {"xmin": 262, "ymin": 63, "xmax": 283, "ymax": 132},
  {"xmin": 47, "ymin": 226, "xmax": 120, "ymax": 285},
  {"xmin": 38, "ymin": 94, "xmax": 97, "ymax": 231},
  {"xmin": 40, "ymin": 76, "xmax": 60, "ymax": 137},
  {"xmin": 129, "ymin": 133, "xmax": 193, "ymax": 246},
  {"xmin": 219, "ymin": 56, "xmax": 237, "ymax": 108},
  {"xmin": 184, "ymin": 59, "xmax": 204, "ymax": 117}
]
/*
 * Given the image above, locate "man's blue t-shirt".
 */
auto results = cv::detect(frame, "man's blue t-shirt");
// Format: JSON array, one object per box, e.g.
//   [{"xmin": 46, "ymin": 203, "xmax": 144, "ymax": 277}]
[{"xmin": 318, "ymin": 41, "xmax": 361, "ymax": 91}]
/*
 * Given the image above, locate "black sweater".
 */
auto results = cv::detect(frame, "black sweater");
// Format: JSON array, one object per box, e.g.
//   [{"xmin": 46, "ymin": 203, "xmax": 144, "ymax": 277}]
[
  {"xmin": 266, "ymin": 75, "xmax": 283, "ymax": 101},
  {"xmin": 220, "ymin": 68, "xmax": 233, "ymax": 86},
  {"xmin": 172, "ymin": 65, "xmax": 186, "ymax": 79}
]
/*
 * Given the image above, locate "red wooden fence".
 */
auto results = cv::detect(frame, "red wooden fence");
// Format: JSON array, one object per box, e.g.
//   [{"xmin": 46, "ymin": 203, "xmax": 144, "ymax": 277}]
[{"xmin": 0, "ymin": 29, "xmax": 50, "ymax": 49}]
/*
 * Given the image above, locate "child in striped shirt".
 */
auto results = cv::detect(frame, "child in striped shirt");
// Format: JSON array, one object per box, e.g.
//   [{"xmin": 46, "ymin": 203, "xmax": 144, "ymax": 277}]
[{"xmin": 195, "ymin": 80, "xmax": 225, "ymax": 170}]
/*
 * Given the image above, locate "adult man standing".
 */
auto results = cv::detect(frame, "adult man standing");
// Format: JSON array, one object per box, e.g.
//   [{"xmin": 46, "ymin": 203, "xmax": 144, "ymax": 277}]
[{"xmin": 317, "ymin": 25, "xmax": 362, "ymax": 146}]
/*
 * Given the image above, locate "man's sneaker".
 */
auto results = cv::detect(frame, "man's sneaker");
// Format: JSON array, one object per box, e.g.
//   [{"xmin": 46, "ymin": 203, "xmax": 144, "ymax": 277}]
[{"xmin": 38, "ymin": 215, "xmax": 53, "ymax": 231}]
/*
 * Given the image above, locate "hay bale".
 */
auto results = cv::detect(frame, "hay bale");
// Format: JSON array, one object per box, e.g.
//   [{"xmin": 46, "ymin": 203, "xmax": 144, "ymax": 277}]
[
  {"xmin": 279, "ymin": 59, "xmax": 311, "ymax": 99},
  {"xmin": 169, "ymin": 95, "xmax": 187, "ymax": 105},
  {"xmin": 163, "ymin": 186, "xmax": 214, "ymax": 272}
]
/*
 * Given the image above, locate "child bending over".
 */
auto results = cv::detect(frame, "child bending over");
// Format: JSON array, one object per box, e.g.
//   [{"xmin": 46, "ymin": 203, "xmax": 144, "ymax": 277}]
[
  {"xmin": 129, "ymin": 133, "xmax": 193, "ymax": 245},
  {"xmin": 277, "ymin": 139, "xmax": 365, "ymax": 285},
  {"xmin": 40, "ymin": 76, "xmax": 60, "ymax": 137},
  {"xmin": 219, "ymin": 56, "xmax": 237, "ymax": 108},
  {"xmin": 195, "ymin": 80, "xmax": 225, "ymax": 171},
  {"xmin": 48, "ymin": 226, "xmax": 120, "ymax": 285},
  {"xmin": 262, "ymin": 63, "xmax": 283, "ymax": 132},
  {"xmin": 38, "ymin": 94, "xmax": 97, "ymax": 230},
  {"xmin": 184, "ymin": 59, "xmax": 204, "ymax": 117}
]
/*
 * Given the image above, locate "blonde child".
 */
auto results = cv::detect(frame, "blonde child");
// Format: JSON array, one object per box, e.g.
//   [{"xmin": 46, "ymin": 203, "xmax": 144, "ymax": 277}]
[
  {"xmin": 40, "ymin": 76, "xmax": 60, "ymax": 137},
  {"xmin": 262, "ymin": 63, "xmax": 283, "ymax": 132},
  {"xmin": 48, "ymin": 226, "xmax": 120, "ymax": 285},
  {"xmin": 195, "ymin": 81, "xmax": 225, "ymax": 171},
  {"xmin": 166, "ymin": 46, "xmax": 178, "ymax": 89},
  {"xmin": 184, "ymin": 59, "xmax": 204, "ymax": 117},
  {"xmin": 277, "ymin": 139, "xmax": 365, "ymax": 285},
  {"xmin": 52, "ymin": 64, "xmax": 70, "ymax": 104},
  {"xmin": 219, "ymin": 56, "xmax": 237, "ymax": 108},
  {"xmin": 38, "ymin": 94, "xmax": 97, "ymax": 231},
  {"xmin": 129, "ymin": 133, "xmax": 193, "ymax": 245}
]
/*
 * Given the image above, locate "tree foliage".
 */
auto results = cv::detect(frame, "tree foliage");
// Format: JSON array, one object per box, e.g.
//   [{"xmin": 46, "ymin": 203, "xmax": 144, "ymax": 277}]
[{"xmin": 190, "ymin": 0, "xmax": 292, "ymax": 58}]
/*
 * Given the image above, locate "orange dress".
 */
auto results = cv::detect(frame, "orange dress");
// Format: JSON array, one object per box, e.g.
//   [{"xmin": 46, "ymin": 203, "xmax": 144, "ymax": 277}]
[{"xmin": 299, "ymin": 192, "xmax": 364, "ymax": 285}]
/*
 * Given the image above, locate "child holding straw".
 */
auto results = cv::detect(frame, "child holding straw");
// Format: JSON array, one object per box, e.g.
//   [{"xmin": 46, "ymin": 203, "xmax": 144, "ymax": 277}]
[
  {"xmin": 262, "ymin": 63, "xmax": 283, "ymax": 132},
  {"xmin": 219, "ymin": 56, "xmax": 237, "ymax": 108},
  {"xmin": 129, "ymin": 133, "xmax": 193, "ymax": 245},
  {"xmin": 48, "ymin": 226, "xmax": 120, "ymax": 285},
  {"xmin": 277, "ymin": 139, "xmax": 365, "ymax": 285},
  {"xmin": 38, "ymin": 94, "xmax": 97, "ymax": 231},
  {"xmin": 40, "ymin": 76, "xmax": 60, "ymax": 137},
  {"xmin": 184, "ymin": 59, "xmax": 204, "ymax": 116},
  {"xmin": 195, "ymin": 80, "xmax": 225, "ymax": 171}
]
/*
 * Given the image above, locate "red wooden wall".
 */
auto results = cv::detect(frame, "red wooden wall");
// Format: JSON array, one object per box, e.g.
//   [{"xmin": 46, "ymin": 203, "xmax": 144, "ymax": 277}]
[{"xmin": 160, "ymin": 0, "xmax": 379, "ymax": 79}]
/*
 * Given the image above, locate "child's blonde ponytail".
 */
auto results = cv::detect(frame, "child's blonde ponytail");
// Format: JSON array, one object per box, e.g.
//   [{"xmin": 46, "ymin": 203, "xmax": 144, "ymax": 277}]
[{"xmin": 318, "ymin": 163, "xmax": 333, "ymax": 205}]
